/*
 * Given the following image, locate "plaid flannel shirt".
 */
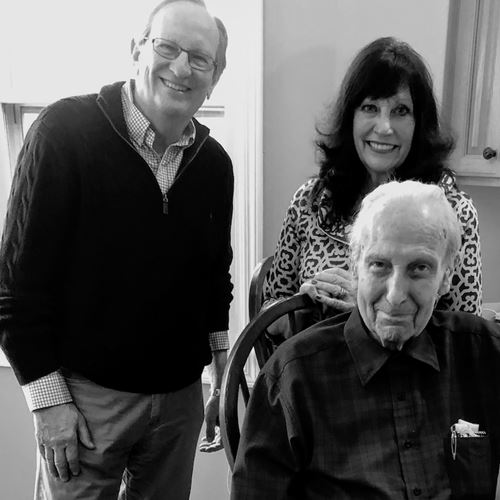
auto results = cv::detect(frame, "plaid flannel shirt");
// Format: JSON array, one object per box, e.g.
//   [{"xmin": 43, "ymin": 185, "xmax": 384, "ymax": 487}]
[{"xmin": 232, "ymin": 308, "xmax": 500, "ymax": 499}]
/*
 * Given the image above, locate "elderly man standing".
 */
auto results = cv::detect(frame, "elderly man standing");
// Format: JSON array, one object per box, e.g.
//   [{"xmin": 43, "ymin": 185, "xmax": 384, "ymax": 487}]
[
  {"xmin": 232, "ymin": 180, "xmax": 500, "ymax": 500},
  {"xmin": 0, "ymin": 1, "xmax": 232, "ymax": 499}
]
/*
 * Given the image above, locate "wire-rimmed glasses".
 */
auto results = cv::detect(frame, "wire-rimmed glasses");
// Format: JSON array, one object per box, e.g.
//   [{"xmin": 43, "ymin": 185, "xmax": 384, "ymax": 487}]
[{"xmin": 150, "ymin": 38, "xmax": 216, "ymax": 72}]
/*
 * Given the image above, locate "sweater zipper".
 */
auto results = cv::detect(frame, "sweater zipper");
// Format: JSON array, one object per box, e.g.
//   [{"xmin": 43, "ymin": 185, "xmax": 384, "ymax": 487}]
[
  {"xmin": 162, "ymin": 193, "xmax": 169, "ymax": 214},
  {"xmin": 161, "ymin": 136, "xmax": 207, "ymax": 214},
  {"xmin": 97, "ymin": 99, "xmax": 209, "ymax": 215}
]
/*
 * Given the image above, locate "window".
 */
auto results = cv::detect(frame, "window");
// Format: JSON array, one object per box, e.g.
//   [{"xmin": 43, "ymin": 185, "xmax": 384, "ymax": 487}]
[
  {"xmin": 2, "ymin": 103, "xmax": 225, "ymax": 171},
  {"xmin": 0, "ymin": 0, "xmax": 263, "ymax": 368},
  {"xmin": 2, "ymin": 104, "xmax": 42, "ymax": 174}
]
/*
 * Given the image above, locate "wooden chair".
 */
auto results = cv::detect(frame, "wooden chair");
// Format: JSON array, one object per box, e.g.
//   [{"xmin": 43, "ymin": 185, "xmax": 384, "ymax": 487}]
[
  {"xmin": 247, "ymin": 255, "xmax": 281, "ymax": 368},
  {"xmin": 248, "ymin": 255, "xmax": 274, "ymax": 321},
  {"xmin": 220, "ymin": 294, "xmax": 321, "ymax": 470},
  {"xmin": 221, "ymin": 255, "xmax": 275, "ymax": 417}
]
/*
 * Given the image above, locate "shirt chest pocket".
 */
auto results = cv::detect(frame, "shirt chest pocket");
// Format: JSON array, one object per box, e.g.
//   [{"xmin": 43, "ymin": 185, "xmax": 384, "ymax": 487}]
[{"xmin": 443, "ymin": 434, "xmax": 496, "ymax": 499}]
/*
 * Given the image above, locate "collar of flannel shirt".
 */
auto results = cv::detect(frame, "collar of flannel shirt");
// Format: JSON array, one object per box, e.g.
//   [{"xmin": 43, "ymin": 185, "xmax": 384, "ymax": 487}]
[
  {"xmin": 344, "ymin": 307, "xmax": 440, "ymax": 386},
  {"xmin": 121, "ymin": 80, "xmax": 195, "ymax": 151}
]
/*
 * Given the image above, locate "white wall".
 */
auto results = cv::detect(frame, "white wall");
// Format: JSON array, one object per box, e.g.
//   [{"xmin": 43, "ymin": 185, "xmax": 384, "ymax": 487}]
[{"xmin": 465, "ymin": 185, "xmax": 500, "ymax": 302}]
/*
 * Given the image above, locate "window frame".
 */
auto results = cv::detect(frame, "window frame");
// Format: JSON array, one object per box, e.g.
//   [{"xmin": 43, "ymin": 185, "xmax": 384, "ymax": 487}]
[{"xmin": 2, "ymin": 103, "xmax": 47, "ymax": 176}]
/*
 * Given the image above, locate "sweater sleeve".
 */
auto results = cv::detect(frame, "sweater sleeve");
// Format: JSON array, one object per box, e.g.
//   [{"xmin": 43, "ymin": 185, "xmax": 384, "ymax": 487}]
[
  {"xmin": 439, "ymin": 187, "xmax": 482, "ymax": 315},
  {"xmin": 263, "ymin": 181, "xmax": 313, "ymax": 303},
  {"xmin": 0, "ymin": 113, "xmax": 78, "ymax": 384},
  {"xmin": 205, "ymin": 151, "xmax": 234, "ymax": 333}
]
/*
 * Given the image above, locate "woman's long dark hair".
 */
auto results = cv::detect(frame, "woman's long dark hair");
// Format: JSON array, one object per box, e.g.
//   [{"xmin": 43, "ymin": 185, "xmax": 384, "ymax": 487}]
[{"xmin": 315, "ymin": 37, "xmax": 454, "ymax": 220}]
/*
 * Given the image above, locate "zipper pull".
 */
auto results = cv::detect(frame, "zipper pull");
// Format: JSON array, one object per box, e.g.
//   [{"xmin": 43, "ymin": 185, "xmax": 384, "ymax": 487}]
[
  {"xmin": 163, "ymin": 193, "xmax": 168, "ymax": 215},
  {"xmin": 451, "ymin": 428, "xmax": 457, "ymax": 461}
]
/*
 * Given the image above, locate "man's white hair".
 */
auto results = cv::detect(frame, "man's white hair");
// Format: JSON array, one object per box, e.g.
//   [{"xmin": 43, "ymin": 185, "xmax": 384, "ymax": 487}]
[{"xmin": 349, "ymin": 180, "xmax": 461, "ymax": 273}]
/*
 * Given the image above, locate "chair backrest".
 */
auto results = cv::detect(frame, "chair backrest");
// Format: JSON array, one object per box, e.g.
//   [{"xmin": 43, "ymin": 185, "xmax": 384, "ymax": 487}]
[
  {"xmin": 220, "ymin": 294, "xmax": 321, "ymax": 470},
  {"xmin": 248, "ymin": 255, "xmax": 274, "ymax": 320}
]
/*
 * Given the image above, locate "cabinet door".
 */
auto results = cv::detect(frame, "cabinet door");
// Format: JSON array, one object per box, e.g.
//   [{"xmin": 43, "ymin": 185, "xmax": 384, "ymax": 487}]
[{"xmin": 444, "ymin": 0, "xmax": 500, "ymax": 185}]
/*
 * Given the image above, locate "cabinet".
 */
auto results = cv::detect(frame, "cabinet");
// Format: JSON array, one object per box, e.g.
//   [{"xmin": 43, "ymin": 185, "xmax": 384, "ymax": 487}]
[{"xmin": 443, "ymin": 0, "xmax": 500, "ymax": 185}]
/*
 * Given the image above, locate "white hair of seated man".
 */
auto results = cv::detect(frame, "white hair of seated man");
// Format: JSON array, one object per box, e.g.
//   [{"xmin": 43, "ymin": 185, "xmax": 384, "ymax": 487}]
[{"xmin": 349, "ymin": 180, "xmax": 461, "ymax": 276}]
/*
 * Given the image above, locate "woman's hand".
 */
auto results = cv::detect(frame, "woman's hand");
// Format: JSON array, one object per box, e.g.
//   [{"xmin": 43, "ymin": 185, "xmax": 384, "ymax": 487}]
[{"xmin": 299, "ymin": 267, "xmax": 355, "ymax": 312}]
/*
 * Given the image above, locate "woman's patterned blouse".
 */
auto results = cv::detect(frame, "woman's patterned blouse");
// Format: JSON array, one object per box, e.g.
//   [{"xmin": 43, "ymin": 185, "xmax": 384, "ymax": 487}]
[{"xmin": 263, "ymin": 173, "xmax": 483, "ymax": 315}]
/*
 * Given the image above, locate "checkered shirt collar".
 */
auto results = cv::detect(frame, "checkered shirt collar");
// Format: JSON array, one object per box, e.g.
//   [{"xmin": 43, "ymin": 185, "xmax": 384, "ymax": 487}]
[{"xmin": 121, "ymin": 80, "xmax": 195, "ymax": 149}]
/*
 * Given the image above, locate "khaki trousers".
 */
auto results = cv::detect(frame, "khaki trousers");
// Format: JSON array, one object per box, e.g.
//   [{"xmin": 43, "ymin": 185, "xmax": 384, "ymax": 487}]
[{"xmin": 35, "ymin": 373, "xmax": 204, "ymax": 500}]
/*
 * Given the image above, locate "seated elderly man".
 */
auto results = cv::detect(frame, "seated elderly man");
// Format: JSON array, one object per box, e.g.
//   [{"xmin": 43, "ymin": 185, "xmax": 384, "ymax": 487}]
[{"xmin": 231, "ymin": 180, "xmax": 500, "ymax": 500}]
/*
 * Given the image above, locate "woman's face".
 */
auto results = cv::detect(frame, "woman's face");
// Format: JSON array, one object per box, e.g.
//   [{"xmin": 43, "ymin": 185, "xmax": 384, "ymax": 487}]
[{"xmin": 352, "ymin": 86, "xmax": 415, "ymax": 187}]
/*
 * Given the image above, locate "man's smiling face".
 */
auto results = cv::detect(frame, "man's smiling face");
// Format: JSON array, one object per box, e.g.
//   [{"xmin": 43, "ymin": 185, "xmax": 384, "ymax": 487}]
[
  {"xmin": 132, "ymin": 1, "xmax": 219, "ymax": 123},
  {"xmin": 352, "ymin": 86, "xmax": 415, "ymax": 186}
]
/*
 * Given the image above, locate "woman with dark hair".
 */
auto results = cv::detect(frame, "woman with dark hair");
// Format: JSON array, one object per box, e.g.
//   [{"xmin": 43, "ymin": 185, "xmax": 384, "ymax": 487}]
[{"xmin": 263, "ymin": 37, "xmax": 482, "ymax": 317}]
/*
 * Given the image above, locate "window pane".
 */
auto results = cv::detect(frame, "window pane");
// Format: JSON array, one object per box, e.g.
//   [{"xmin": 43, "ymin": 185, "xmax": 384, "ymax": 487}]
[{"xmin": 21, "ymin": 112, "xmax": 39, "ymax": 139}]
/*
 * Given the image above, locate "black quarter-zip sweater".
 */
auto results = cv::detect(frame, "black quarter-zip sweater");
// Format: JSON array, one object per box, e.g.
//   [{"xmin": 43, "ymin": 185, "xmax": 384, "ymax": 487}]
[{"xmin": 0, "ymin": 82, "xmax": 234, "ymax": 393}]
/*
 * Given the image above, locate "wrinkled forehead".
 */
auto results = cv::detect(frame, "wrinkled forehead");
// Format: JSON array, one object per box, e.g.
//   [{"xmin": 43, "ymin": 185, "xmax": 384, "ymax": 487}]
[{"xmin": 364, "ymin": 202, "xmax": 448, "ymax": 255}]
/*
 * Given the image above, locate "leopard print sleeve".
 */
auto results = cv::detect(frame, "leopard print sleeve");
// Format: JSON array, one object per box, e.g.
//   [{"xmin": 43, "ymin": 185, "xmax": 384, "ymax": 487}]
[
  {"xmin": 263, "ymin": 180, "xmax": 317, "ymax": 303},
  {"xmin": 438, "ymin": 184, "xmax": 482, "ymax": 315}
]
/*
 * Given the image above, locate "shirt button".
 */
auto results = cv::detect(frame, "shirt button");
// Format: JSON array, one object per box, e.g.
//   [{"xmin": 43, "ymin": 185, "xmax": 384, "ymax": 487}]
[
  {"xmin": 413, "ymin": 487, "xmax": 422, "ymax": 496},
  {"xmin": 404, "ymin": 440, "xmax": 413, "ymax": 449}
]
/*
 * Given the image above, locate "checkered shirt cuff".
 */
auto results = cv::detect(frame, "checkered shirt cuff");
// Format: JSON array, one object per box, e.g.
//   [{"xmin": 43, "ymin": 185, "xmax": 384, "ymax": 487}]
[
  {"xmin": 22, "ymin": 370, "xmax": 73, "ymax": 412},
  {"xmin": 209, "ymin": 330, "xmax": 229, "ymax": 351}
]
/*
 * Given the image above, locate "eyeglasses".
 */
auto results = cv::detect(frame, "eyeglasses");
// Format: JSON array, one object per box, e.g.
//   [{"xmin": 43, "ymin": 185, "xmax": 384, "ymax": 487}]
[{"xmin": 149, "ymin": 38, "xmax": 217, "ymax": 72}]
